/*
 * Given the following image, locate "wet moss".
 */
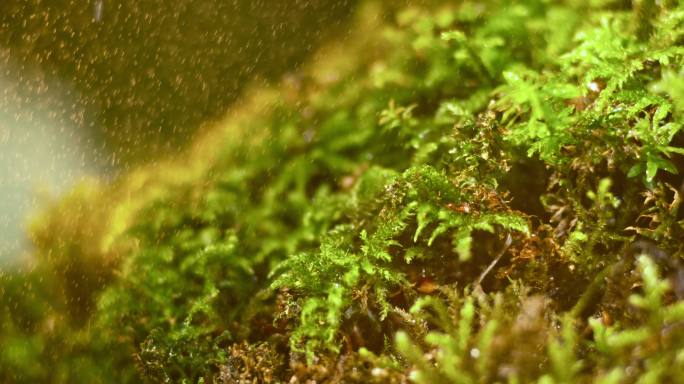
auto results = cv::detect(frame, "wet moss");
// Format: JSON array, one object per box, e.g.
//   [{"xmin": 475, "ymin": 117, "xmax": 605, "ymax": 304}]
[{"xmin": 2, "ymin": 0, "xmax": 684, "ymax": 382}]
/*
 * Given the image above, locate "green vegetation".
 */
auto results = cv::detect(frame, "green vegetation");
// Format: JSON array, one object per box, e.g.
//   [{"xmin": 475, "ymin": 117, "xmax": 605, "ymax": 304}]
[{"xmin": 2, "ymin": 0, "xmax": 684, "ymax": 382}]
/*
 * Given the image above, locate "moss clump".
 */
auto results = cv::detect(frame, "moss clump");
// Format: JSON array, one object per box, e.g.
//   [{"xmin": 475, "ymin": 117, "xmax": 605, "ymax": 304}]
[{"xmin": 2, "ymin": 0, "xmax": 684, "ymax": 382}]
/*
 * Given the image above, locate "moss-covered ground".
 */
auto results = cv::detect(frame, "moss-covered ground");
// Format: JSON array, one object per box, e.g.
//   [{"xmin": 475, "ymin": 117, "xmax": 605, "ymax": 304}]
[{"xmin": 2, "ymin": 0, "xmax": 684, "ymax": 382}]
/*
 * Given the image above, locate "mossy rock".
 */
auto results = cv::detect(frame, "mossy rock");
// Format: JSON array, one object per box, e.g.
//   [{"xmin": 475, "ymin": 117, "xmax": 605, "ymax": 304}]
[{"xmin": 2, "ymin": 0, "xmax": 684, "ymax": 383}]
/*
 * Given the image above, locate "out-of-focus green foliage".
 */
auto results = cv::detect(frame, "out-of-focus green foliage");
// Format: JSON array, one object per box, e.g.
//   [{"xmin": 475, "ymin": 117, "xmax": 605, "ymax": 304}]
[{"xmin": 2, "ymin": 0, "xmax": 684, "ymax": 383}]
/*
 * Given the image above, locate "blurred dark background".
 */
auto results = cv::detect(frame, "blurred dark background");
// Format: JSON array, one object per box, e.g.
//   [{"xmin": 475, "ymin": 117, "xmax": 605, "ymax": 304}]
[{"xmin": 0, "ymin": 0, "xmax": 357, "ymax": 165}]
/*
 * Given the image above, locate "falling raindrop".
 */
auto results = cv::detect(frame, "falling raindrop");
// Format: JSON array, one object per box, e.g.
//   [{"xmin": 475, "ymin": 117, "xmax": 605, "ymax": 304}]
[{"xmin": 93, "ymin": 0, "xmax": 104, "ymax": 22}]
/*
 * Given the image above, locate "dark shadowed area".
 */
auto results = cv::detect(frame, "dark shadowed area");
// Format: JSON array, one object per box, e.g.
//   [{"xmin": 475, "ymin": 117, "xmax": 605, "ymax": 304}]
[{"xmin": 0, "ymin": 0, "xmax": 357, "ymax": 164}]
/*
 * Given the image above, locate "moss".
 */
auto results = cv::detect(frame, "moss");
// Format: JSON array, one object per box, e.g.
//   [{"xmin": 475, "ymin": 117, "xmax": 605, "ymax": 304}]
[{"xmin": 2, "ymin": 0, "xmax": 684, "ymax": 382}]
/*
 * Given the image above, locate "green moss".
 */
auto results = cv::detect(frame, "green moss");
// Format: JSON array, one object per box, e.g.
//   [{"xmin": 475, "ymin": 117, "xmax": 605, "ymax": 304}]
[{"xmin": 2, "ymin": 0, "xmax": 684, "ymax": 382}]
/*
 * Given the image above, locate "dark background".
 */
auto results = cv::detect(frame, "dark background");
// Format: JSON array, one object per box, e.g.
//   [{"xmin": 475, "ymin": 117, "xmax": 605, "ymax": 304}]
[{"xmin": 0, "ymin": 0, "xmax": 357, "ymax": 166}]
